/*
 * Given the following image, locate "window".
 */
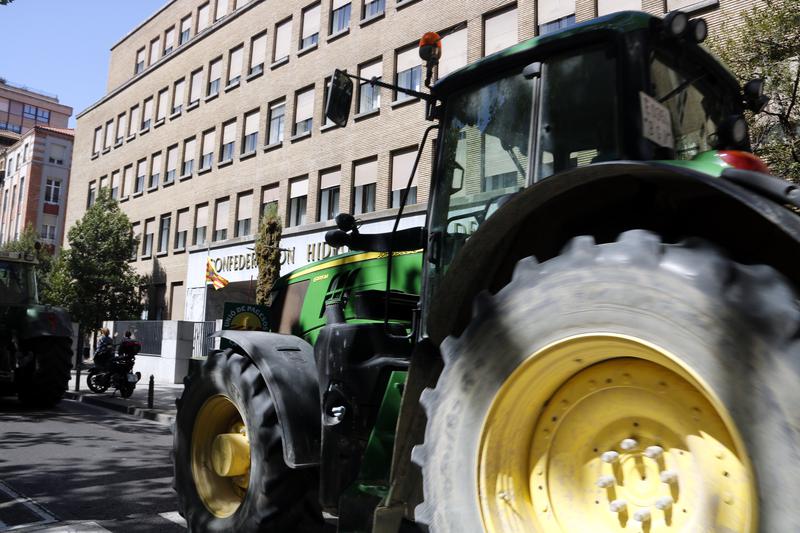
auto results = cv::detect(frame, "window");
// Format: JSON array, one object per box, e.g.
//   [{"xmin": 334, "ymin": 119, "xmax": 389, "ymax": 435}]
[
  {"xmin": 391, "ymin": 148, "xmax": 418, "ymax": 207},
  {"xmin": 300, "ymin": 3, "xmax": 320, "ymax": 50},
  {"xmin": 164, "ymin": 27, "xmax": 176, "ymax": 54},
  {"xmin": 105, "ymin": 119, "xmax": 115, "ymax": 149},
  {"xmin": 228, "ymin": 46, "xmax": 243, "ymax": 85},
  {"xmin": 243, "ymin": 110, "xmax": 260, "ymax": 153},
  {"xmin": 149, "ymin": 152, "xmax": 162, "ymax": 189},
  {"xmin": 99, "ymin": 175, "xmax": 110, "ymax": 191},
  {"xmin": 143, "ymin": 219, "xmax": 155, "ymax": 256},
  {"xmin": 201, "ymin": 129, "xmax": 215, "ymax": 169},
  {"xmin": 189, "ymin": 69, "xmax": 203, "ymax": 105},
  {"xmin": 353, "ymin": 158, "xmax": 377, "ymax": 214},
  {"xmin": 288, "ymin": 178, "xmax": 307, "ymax": 227},
  {"xmin": 150, "ymin": 37, "xmax": 161, "ymax": 65},
  {"xmin": 166, "ymin": 145, "xmax": 178, "ymax": 184},
  {"xmin": 87, "ymin": 182, "xmax": 97, "ymax": 208},
  {"xmin": 182, "ymin": 137, "xmax": 196, "ymax": 176},
  {"xmin": 40, "ymin": 224, "xmax": 56, "ymax": 242},
  {"xmin": 221, "ymin": 121, "xmax": 236, "ymax": 162},
  {"xmin": 249, "ymin": 32, "xmax": 267, "ymax": 76},
  {"xmin": 131, "ymin": 223, "xmax": 141, "ymax": 260},
  {"xmin": 363, "ymin": 0, "xmax": 384, "ymax": 19},
  {"xmin": 135, "ymin": 48, "xmax": 145, "ymax": 74},
  {"xmin": 294, "ymin": 87, "xmax": 315, "ymax": 136},
  {"xmin": 260, "ymin": 185, "xmax": 279, "ymax": 220},
  {"xmin": 236, "ymin": 192, "xmax": 253, "ymax": 237},
  {"xmin": 597, "ymin": 0, "xmax": 640, "ymax": 15},
  {"xmin": 36, "ymin": 108, "xmax": 49, "ymax": 124},
  {"xmin": 273, "ymin": 18, "xmax": 292, "ymax": 62},
  {"xmin": 23, "ymin": 104, "xmax": 36, "ymax": 120},
  {"xmin": 157, "ymin": 88, "xmax": 169, "ymax": 122},
  {"xmin": 195, "ymin": 204, "xmax": 209, "ymax": 245},
  {"xmin": 123, "ymin": 165, "xmax": 133, "ymax": 198},
  {"xmin": 180, "ymin": 15, "xmax": 192, "ymax": 44},
  {"xmin": 358, "ymin": 60, "xmax": 382, "ymax": 113},
  {"xmin": 537, "ymin": 1, "xmax": 574, "ymax": 35},
  {"xmin": 173, "ymin": 78, "xmax": 185, "ymax": 114},
  {"xmin": 268, "ymin": 101, "xmax": 285, "ymax": 144},
  {"xmin": 319, "ymin": 168, "xmax": 340, "ymax": 221},
  {"xmin": 111, "ymin": 171, "xmax": 121, "ymax": 199},
  {"xmin": 49, "ymin": 144, "xmax": 66, "ymax": 165},
  {"xmin": 235, "ymin": 0, "xmax": 249, "ymax": 7},
  {"xmin": 129, "ymin": 105, "xmax": 140, "ymax": 136},
  {"xmin": 175, "ymin": 209, "xmax": 189, "ymax": 249},
  {"xmin": 322, "ymin": 76, "xmax": 334, "ymax": 126},
  {"xmin": 158, "ymin": 214, "xmax": 171, "ymax": 253},
  {"xmin": 208, "ymin": 58, "xmax": 222, "ymax": 96},
  {"xmin": 93, "ymin": 127, "xmax": 102, "ymax": 155},
  {"xmin": 485, "ymin": 7, "xmax": 518, "ymax": 55},
  {"xmin": 197, "ymin": 3, "xmax": 210, "ymax": 32},
  {"xmin": 396, "ymin": 46, "xmax": 421, "ymax": 100},
  {"xmin": 135, "ymin": 159, "xmax": 146, "ymax": 193},
  {"xmin": 142, "ymin": 97, "xmax": 153, "ymax": 130},
  {"xmin": 215, "ymin": 0, "xmax": 228, "ymax": 20},
  {"xmin": 214, "ymin": 198, "xmax": 229, "ymax": 241},
  {"xmin": 331, "ymin": 0, "xmax": 351, "ymax": 34},
  {"xmin": 438, "ymin": 27, "xmax": 467, "ymax": 79},
  {"xmin": 116, "ymin": 112, "xmax": 127, "ymax": 143},
  {"xmin": 44, "ymin": 178, "xmax": 61, "ymax": 204}
]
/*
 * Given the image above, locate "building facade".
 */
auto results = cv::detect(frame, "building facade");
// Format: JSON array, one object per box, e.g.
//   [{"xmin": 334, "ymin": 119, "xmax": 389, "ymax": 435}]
[
  {"xmin": 66, "ymin": 0, "xmax": 755, "ymax": 322},
  {"xmin": 0, "ymin": 126, "xmax": 74, "ymax": 250},
  {"xmin": 0, "ymin": 80, "xmax": 72, "ymax": 148}
]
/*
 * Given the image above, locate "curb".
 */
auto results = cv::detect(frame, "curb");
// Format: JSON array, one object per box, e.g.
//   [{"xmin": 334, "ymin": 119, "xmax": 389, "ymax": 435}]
[{"xmin": 64, "ymin": 391, "xmax": 176, "ymax": 425}]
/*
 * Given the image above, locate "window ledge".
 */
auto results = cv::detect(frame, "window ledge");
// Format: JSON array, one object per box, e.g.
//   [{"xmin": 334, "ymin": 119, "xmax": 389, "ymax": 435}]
[
  {"xmin": 139, "ymin": 126, "xmax": 150, "ymax": 135},
  {"xmin": 218, "ymin": 158, "xmax": 233, "ymax": 168},
  {"xmin": 205, "ymin": 92, "xmax": 219, "ymax": 103},
  {"xmin": 396, "ymin": 0, "xmax": 421, "ymax": 10},
  {"xmin": 179, "ymin": 172, "xmax": 193, "ymax": 181},
  {"xmin": 141, "ymin": 254, "xmax": 152, "ymax": 261},
  {"xmin": 170, "ymin": 110, "xmax": 182, "ymax": 120},
  {"xmin": 173, "ymin": 247, "xmax": 186, "ymax": 255},
  {"xmin": 359, "ymin": 12, "xmax": 384, "ymax": 27},
  {"xmin": 154, "ymin": 118, "xmax": 166, "ymax": 128},
  {"xmin": 102, "ymin": 147, "xmax": 111, "ymax": 154},
  {"xmin": 156, "ymin": 251, "xmax": 169, "ymax": 258},
  {"xmin": 290, "ymin": 130, "xmax": 312, "ymax": 143},
  {"xmin": 119, "ymin": 196, "xmax": 129, "ymax": 203},
  {"xmin": 239, "ymin": 150, "xmax": 257, "ymax": 161},
  {"xmin": 297, "ymin": 43, "xmax": 318, "ymax": 57},
  {"xmin": 163, "ymin": 180, "xmax": 175, "ymax": 188},
  {"xmin": 114, "ymin": 140, "xmax": 124, "ymax": 148},
  {"xmin": 326, "ymin": 28, "xmax": 349, "ymax": 43},
  {"xmin": 147, "ymin": 186, "xmax": 158, "ymax": 193},
  {"xmin": 270, "ymin": 57, "xmax": 289, "ymax": 70},
  {"xmin": 187, "ymin": 101, "xmax": 200, "ymax": 112},
  {"xmin": 198, "ymin": 166, "xmax": 213, "ymax": 175},
  {"xmin": 354, "ymin": 108, "xmax": 380, "ymax": 121},
  {"xmin": 390, "ymin": 96, "xmax": 419, "ymax": 109},
  {"xmin": 133, "ymin": 191, "xmax": 144, "ymax": 198},
  {"xmin": 224, "ymin": 80, "xmax": 240, "ymax": 92},
  {"xmin": 246, "ymin": 68, "xmax": 264, "ymax": 82},
  {"xmin": 263, "ymin": 141, "xmax": 283, "ymax": 153},
  {"xmin": 91, "ymin": 153, "xmax": 99, "ymax": 160},
  {"xmin": 320, "ymin": 122, "xmax": 339, "ymax": 133}
]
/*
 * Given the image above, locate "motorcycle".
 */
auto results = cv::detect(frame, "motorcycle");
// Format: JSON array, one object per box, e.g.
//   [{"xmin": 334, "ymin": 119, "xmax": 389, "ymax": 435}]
[{"xmin": 86, "ymin": 339, "xmax": 142, "ymax": 399}]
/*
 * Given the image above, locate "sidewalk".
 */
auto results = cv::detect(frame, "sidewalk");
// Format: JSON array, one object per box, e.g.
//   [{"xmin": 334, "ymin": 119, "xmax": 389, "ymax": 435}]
[{"xmin": 64, "ymin": 369, "xmax": 183, "ymax": 425}]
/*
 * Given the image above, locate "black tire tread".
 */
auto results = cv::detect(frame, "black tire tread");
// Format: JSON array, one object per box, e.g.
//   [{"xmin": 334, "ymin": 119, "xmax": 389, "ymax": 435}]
[{"xmin": 17, "ymin": 338, "xmax": 72, "ymax": 407}]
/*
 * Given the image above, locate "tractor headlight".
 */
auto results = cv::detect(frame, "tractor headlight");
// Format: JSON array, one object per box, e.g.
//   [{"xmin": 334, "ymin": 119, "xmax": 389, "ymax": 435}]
[
  {"xmin": 663, "ymin": 11, "xmax": 689, "ymax": 37},
  {"xmin": 689, "ymin": 19, "xmax": 708, "ymax": 43}
]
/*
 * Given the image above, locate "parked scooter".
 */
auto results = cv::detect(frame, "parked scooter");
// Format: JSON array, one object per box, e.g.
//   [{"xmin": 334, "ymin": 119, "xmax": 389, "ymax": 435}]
[{"xmin": 87, "ymin": 333, "xmax": 142, "ymax": 398}]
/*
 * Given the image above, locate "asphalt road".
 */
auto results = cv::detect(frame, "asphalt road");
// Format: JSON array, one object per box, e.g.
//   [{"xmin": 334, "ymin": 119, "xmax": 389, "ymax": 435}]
[{"xmin": 0, "ymin": 396, "xmax": 185, "ymax": 532}]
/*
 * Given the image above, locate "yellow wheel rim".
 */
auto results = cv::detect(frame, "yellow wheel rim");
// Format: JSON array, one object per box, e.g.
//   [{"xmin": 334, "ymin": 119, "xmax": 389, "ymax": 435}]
[
  {"xmin": 477, "ymin": 334, "xmax": 756, "ymax": 532},
  {"xmin": 191, "ymin": 394, "xmax": 251, "ymax": 518}
]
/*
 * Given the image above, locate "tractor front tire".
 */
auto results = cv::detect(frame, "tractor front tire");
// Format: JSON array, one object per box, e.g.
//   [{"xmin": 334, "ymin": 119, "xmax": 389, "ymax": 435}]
[
  {"xmin": 16, "ymin": 339, "xmax": 72, "ymax": 408},
  {"xmin": 173, "ymin": 348, "xmax": 323, "ymax": 532},
  {"xmin": 415, "ymin": 230, "xmax": 800, "ymax": 533}
]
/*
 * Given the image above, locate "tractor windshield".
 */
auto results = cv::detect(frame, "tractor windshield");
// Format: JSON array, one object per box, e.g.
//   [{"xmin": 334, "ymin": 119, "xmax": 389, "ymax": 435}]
[{"xmin": 0, "ymin": 260, "xmax": 37, "ymax": 305}]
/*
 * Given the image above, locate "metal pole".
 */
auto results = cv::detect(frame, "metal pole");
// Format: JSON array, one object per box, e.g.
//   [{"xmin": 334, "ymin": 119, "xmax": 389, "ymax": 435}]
[{"xmin": 147, "ymin": 375, "xmax": 154, "ymax": 409}]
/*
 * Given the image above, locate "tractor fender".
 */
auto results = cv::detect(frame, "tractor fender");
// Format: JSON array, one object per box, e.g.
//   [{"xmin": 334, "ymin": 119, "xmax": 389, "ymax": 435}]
[
  {"xmin": 427, "ymin": 161, "xmax": 800, "ymax": 344},
  {"xmin": 213, "ymin": 330, "xmax": 320, "ymax": 468},
  {"xmin": 19, "ymin": 305, "xmax": 73, "ymax": 342}
]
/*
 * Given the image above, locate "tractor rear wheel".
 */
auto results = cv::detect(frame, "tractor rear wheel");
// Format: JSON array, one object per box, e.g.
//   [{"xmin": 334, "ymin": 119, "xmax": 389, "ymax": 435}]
[
  {"xmin": 173, "ymin": 348, "xmax": 323, "ymax": 532},
  {"xmin": 414, "ymin": 230, "xmax": 800, "ymax": 533},
  {"xmin": 16, "ymin": 338, "xmax": 72, "ymax": 407}
]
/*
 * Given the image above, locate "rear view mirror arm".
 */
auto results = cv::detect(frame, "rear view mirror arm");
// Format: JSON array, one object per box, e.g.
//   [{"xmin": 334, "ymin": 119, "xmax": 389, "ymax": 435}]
[{"xmin": 345, "ymin": 73, "xmax": 437, "ymax": 104}]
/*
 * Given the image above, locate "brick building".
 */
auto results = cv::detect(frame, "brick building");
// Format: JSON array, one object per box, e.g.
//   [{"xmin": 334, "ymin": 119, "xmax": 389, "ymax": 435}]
[
  {"xmin": 66, "ymin": 0, "xmax": 756, "ymax": 321},
  {"xmin": 0, "ymin": 80, "xmax": 72, "ymax": 148}
]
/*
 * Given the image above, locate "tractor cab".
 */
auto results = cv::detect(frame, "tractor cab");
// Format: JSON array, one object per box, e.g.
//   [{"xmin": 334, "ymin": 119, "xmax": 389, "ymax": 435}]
[{"xmin": 0, "ymin": 252, "xmax": 39, "ymax": 306}]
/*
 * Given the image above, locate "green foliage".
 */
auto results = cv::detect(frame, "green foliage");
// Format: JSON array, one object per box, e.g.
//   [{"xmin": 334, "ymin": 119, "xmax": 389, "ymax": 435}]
[
  {"xmin": 45, "ymin": 189, "xmax": 142, "ymax": 330},
  {"xmin": 0, "ymin": 224, "xmax": 54, "ymax": 300},
  {"xmin": 0, "ymin": 0, "xmax": 14, "ymax": 5},
  {"xmin": 710, "ymin": 0, "xmax": 800, "ymax": 182},
  {"xmin": 255, "ymin": 203, "xmax": 282, "ymax": 305}
]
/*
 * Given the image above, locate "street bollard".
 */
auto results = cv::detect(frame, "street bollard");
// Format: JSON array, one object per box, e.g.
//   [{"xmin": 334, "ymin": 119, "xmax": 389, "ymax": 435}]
[{"xmin": 148, "ymin": 375, "xmax": 155, "ymax": 409}]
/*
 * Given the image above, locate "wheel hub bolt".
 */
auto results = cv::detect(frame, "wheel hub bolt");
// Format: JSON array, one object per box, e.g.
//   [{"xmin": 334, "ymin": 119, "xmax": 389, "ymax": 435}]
[
  {"xmin": 601, "ymin": 451, "xmax": 620, "ymax": 463},
  {"xmin": 660, "ymin": 470, "xmax": 679, "ymax": 484},
  {"xmin": 609, "ymin": 499, "xmax": 627, "ymax": 513},
  {"xmin": 596, "ymin": 475, "xmax": 615, "ymax": 488},
  {"xmin": 331, "ymin": 406, "xmax": 346, "ymax": 418},
  {"xmin": 633, "ymin": 509, "xmax": 651, "ymax": 522},
  {"xmin": 644, "ymin": 445, "xmax": 664, "ymax": 459},
  {"xmin": 655, "ymin": 496, "xmax": 674, "ymax": 510},
  {"xmin": 620, "ymin": 438, "xmax": 638, "ymax": 451}
]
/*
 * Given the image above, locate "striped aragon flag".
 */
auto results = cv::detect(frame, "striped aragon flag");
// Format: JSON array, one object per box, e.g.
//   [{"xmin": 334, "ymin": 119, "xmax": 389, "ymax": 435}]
[{"xmin": 206, "ymin": 257, "xmax": 229, "ymax": 290}]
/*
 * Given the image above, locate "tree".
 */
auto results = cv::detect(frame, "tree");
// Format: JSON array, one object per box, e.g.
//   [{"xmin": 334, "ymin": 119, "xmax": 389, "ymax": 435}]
[
  {"xmin": 0, "ymin": 0, "xmax": 15, "ymax": 5},
  {"xmin": 1, "ymin": 224, "xmax": 54, "ymax": 300},
  {"xmin": 254, "ymin": 204, "xmax": 282, "ymax": 305},
  {"xmin": 710, "ymin": 0, "xmax": 800, "ymax": 183},
  {"xmin": 45, "ymin": 189, "xmax": 142, "ymax": 331}
]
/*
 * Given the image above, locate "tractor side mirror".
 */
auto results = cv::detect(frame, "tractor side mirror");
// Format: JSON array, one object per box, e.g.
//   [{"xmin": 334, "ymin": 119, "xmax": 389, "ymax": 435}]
[
  {"xmin": 450, "ymin": 161, "xmax": 464, "ymax": 194},
  {"xmin": 744, "ymin": 79, "xmax": 769, "ymax": 113},
  {"xmin": 335, "ymin": 213, "xmax": 357, "ymax": 232},
  {"xmin": 325, "ymin": 69, "xmax": 354, "ymax": 127}
]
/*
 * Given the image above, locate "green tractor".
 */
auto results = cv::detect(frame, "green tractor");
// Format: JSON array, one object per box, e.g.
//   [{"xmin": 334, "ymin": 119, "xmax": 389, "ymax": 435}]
[
  {"xmin": 173, "ymin": 10, "xmax": 800, "ymax": 532},
  {"xmin": 0, "ymin": 250, "xmax": 74, "ymax": 407}
]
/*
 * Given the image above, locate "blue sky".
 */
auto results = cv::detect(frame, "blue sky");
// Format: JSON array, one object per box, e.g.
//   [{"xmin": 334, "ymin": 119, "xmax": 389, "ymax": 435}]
[{"xmin": 0, "ymin": 0, "xmax": 166, "ymax": 127}]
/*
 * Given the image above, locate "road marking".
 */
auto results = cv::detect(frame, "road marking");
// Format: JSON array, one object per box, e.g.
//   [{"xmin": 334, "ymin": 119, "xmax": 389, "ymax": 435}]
[
  {"xmin": 158, "ymin": 512, "xmax": 186, "ymax": 528},
  {"xmin": 0, "ymin": 480, "xmax": 57, "ymax": 532}
]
